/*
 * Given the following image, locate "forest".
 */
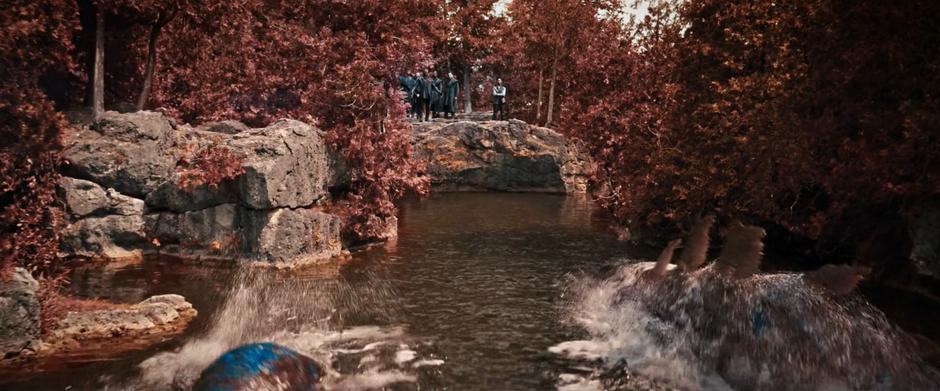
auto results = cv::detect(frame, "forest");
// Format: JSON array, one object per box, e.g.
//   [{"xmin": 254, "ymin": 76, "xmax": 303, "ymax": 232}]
[
  {"xmin": 1, "ymin": 0, "xmax": 940, "ymax": 383},
  {"xmin": 5, "ymin": 0, "xmax": 937, "ymax": 281}
]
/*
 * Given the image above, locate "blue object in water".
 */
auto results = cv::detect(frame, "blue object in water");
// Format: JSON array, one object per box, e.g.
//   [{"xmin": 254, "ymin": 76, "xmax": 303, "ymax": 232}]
[{"xmin": 193, "ymin": 342, "xmax": 320, "ymax": 391}]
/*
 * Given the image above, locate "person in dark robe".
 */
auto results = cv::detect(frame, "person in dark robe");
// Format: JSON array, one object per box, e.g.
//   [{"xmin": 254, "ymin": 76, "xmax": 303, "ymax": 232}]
[
  {"xmin": 443, "ymin": 72, "xmax": 460, "ymax": 119},
  {"xmin": 418, "ymin": 70, "xmax": 434, "ymax": 121},
  {"xmin": 492, "ymin": 78, "xmax": 507, "ymax": 120},
  {"xmin": 429, "ymin": 70, "xmax": 443, "ymax": 118},
  {"xmin": 398, "ymin": 73, "xmax": 417, "ymax": 118},
  {"xmin": 414, "ymin": 71, "xmax": 430, "ymax": 121}
]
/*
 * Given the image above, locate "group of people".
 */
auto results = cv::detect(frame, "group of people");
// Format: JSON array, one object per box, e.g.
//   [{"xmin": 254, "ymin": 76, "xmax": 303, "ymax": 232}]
[
  {"xmin": 399, "ymin": 70, "xmax": 460, "ymax": 121},
  {"xmin": 399, "ymin": 71, "xmax": 509, "ymax": 121}
]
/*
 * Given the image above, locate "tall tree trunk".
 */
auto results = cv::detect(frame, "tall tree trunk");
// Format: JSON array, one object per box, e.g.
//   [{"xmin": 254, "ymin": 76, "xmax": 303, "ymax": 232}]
[
  {"xmin": 545, "ymin": 56, "xmax": 558, "ymax": 127},
  {"xmin": 78, "ymin": 0, "xmax": 97, "ymax": 106},
  {"xmin": 462, "ymin": 64, "xmax": 472, "ymax": 113},
  {"xmin": 92, "ymin": 8, "xmax": 105, "ymax": 119},
  {"xmin": 136, "ymin": 21, "xmax": 162, "ymax": 111},
  {"xmin": 536, "ymin": 67, "xmax": 544, "ymax": 120}
]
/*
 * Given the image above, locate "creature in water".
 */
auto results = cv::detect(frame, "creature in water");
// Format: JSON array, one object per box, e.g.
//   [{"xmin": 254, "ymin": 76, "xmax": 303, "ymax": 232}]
[
  {"xmin": 612, "ymin": 214, "xmax": 939, "ymax": 390},
  {"xmin": 193, "ymin": 342, "xmax": 320, "ymax": 391}
]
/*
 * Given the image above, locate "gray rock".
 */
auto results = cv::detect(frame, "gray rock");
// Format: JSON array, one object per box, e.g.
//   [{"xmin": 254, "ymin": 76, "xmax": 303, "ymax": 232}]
[
  {"xmin": 198, "ymin": 120, "xmax": 250, "ymax": 134},
  {"xmin": 58, "ymin": 177, "xmax": 145, "ymax": 218},
  {"xmin": 64, "ymin": 111, "xmax": 179, "ymax": 198},
  {"xmin": 59, "ymin": 112, "xmax": 350, "ymax": 264},
  {"xmin": 145, "ymin": 179, "xmax": 240, "ymax": 213},
  {"xmin": 52, "ymin": 294, "xmax": 197, "ymax": 341},
  {"xmin": 231, "ymin": 119, "xmax": 333, "ymax": 209},
  {"xmin": 60, "ymin": 213, "xmax": 150, "ymax": 260},
  {"xmin": 0, "ymin": 268, "xmax": 40, "ymax": 357},
  {"xmin": 412, "ymin": 120, "xmax": 590, "ymax": 193},
  {"xmin": 241, "ymin": 207, "xmax": 343, "ymax": 264},
  {"xmin": 146, "ymin": 204, "xmax": 343, "ymax": 263},
  {"xmin": 145, "ymin": 203, "xmax": 240, "ymax": 257}
]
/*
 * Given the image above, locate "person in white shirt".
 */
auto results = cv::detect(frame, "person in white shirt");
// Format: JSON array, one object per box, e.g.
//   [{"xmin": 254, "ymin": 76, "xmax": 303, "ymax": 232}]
[{"xmin": 492, "ymin": 78, "xmax": 507, "ymax": 120}]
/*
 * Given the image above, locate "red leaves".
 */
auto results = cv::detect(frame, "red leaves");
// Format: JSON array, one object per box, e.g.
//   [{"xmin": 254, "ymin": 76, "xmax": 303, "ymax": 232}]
[
  {"xmin": 558, "ymin": 0, "xmax": 939, "ymax": 251},
  {"xmin": 0, "ymin": 0, "xmax": 75, "ymax": 280},
  {"xmin": 176, "ymin": 144, "xmax": 246, "ymax": 191}
]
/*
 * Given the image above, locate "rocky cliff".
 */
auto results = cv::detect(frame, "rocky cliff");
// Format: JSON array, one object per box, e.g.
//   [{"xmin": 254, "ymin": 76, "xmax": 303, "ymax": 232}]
[
  {"xmin": 60, "ymin": 111, "xmax": 345, "ymax": 265},
  {"xmin": 412, "ymin": 119, "xmax": 591, "ymax": 193}
]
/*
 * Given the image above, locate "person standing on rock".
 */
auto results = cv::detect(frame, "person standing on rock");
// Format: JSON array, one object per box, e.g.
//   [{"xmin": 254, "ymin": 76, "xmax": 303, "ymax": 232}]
[
  {"xmin": 492, "ymin": 78, "xmax": 507, "ymax": 120},
  {"xmin": 415, "ymin": 70, "xmax": 432, "ymax": 121},
  {"xmin": 399, "ymin": 72, "xmax": 418, "ymax": 118},
  {"xmin": 443, "ymin": 72, "xmax": 460, "ymax": 119},
  {"xmin": 430, "ymin": 70, "xmax": 443, "ymax": 119}
]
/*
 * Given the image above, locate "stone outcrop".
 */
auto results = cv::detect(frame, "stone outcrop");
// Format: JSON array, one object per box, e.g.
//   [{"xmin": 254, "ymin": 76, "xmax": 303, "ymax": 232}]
[
  {"xmin": 50, "ymin": 294, "xmax": 196, "ymax": 343},
  {"xmin": 412, "ymin": 119, "xmax": 590, "ymax": 193},
  {"xmin": 59, "ymin": 111, "xmax": 349, "ymax": 265},
  {"xmin": 0, "ymin": 268, "xmax": 40, "ymax": 358}
]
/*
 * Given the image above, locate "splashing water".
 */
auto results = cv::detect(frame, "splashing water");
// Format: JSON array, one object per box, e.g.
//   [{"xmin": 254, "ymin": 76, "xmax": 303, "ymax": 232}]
[
  {"xmin": 553, "ymin": 260, "xmax": 940, "ymax": 390},
  {"xmin": 111, "ymin": 267, "xmax": 440, "ymax": 390}
]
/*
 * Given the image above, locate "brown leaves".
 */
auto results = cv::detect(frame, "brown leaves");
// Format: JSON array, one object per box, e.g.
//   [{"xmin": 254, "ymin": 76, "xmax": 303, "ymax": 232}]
[{"xmin": 175, "ymin": 144, "xmax": 246, "ymax": 191}]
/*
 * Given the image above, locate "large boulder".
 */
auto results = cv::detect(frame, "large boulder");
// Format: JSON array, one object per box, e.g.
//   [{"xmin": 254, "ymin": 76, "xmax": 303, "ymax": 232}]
[
  {"xmin": 58, "ymin": 178, "xmax": 151, "ymax": 259},
  {"xmin": 146, "ymin": 204, "xmax": 342, "ymax": 263},
  {"xmin": 241, "ymin": 207, "xmax": 343, "ymax": 264},
  {"xmin": 63, "ymin": 111, "xmax": 179, "ymax": 198},
  {"xmin": 412, "ymin": 119, "xmax": 590, "ymax": 193},
  {"xmin": 58, "ymin": 112, "xmax": 358, "ymax": 264},
  {"xmin": 0, "ymin": 268, "xmax": 40, "ymax": 358},
  {"xmin": 231, "ymin": 119, "xmax": 335, "ymax": 209},
  {"xmin": 58, "ymin": 177, "xmax": 144, "ymax": 218}
]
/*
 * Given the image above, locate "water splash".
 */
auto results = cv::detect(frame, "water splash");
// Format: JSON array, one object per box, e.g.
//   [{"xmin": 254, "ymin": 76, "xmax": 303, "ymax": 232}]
[
  {"xmin": 554, "ymin": 260, "xmax": 940, "ymax": 390},
  {"xmin": 118, "ymin": 267, "xmax": 439, "ymax": 390}
]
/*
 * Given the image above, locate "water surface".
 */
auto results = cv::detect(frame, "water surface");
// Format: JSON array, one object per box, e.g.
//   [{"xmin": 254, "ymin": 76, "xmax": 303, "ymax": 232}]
[{"xmin": 6, "ymin": 193, "xmax": 642, "ymax": 390}]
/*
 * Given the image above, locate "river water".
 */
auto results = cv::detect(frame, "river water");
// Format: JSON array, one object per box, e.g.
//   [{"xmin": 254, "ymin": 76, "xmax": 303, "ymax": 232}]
[
  {"xmin": 5, "ymin": 193, "xmax": 649, "ymax": 390},
  {"xmin": 6, "ymin": 193, "xmax": 937, "ymax": 390}
]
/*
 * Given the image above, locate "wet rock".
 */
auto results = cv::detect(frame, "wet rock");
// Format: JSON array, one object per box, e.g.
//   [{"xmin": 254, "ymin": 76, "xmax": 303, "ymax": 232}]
[
  {"xmin": 412, "ymin": 119, "xmax": 590, "ymax": 193},
  {"xmin": 52, "ymin": 294, "xmax": 196, "ymax": 342},
  {"xmin": 145, "ymin": 203, "xmax": 239, "ymax": 257},
  {"xmin": 0, "ymin": 268, "xmax": 40, "ymax": 358},
  {"xmin": 198, "ymin": 120, "xmax": 249, "ymax": 134},
  {"xmin": 241, "ymin": 207, "xmax": 343, "ymax": 264},
  {"xmin": 63, "ymin": 111, "xmax": 179, "ymax": 198},
  {"xmin": 231, "ymin": 119, "xmax": 334, "ymax": 209},
  {"xmin": 146, "ymin": 204, "xmax": 343, "ymax": 263}
]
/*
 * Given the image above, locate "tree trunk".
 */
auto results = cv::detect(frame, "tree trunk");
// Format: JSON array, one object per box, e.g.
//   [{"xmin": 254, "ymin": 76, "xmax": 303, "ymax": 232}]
[
  {"xmin": 462, "ymin": 64, "xmax": 472, "ymax": 114},
  {"xmin": 92, "ymin": 8, "xmax": 105, "ymax": 119},
  {"xmin": 78, "ymin": 0, "xmax": 97, "ymax": 106},
  {"xmin": 545, "ymin": 56, "xmax": 558, "ymax": 127},
  {"xmin": 136, "ymin": 21, "xmax": 162, "ymax": 111},
  {"xmin": 536, "ymin": 67, "xmax": 544, "ymax": 120}
]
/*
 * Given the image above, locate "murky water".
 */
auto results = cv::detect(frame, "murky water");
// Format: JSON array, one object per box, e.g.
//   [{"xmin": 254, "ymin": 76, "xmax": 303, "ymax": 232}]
[
  {"xmin": 5, "ymin": 193, "xmax": 937, "ymax": 390},
  {"xmin": 4, "ymin": 193, "xmax": 643, "ymax": 390}
]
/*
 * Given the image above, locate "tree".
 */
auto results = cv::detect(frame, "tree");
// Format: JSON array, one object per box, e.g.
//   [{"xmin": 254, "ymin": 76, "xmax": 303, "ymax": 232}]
[
  {"xmin": 0, "ymin": 0, "xmax": 77, "ymax": 277},
  {"xmin": 435, "ymin": 0, "xmax": 501, "ymax": 113}
]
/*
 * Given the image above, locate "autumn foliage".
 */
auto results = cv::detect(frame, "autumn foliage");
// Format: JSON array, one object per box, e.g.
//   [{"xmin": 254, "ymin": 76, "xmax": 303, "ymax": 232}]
[
  {"xmin": 0, "ymin": 0, "xmax": 77, "ymax": 278},
  {"xmin": 2, "ymin": 0, "xmax": 938, "ymax": 280},
  {"xmin": 176, "ymin": 144, "xmax": 246, "ymax": 192},
  {"xmin": 548, "ymin": 0, "xmax": 939, "ymax": 268}
]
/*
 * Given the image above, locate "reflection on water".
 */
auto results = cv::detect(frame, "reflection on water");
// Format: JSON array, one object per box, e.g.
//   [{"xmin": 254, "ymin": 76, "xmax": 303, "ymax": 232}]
[
  {"xmin": 5, "ymin": 193, "xmax": 638, "ymax": 390},
  {"xmin": 11, "ymin": 193, "xmax": 933, "ymax": 390}
]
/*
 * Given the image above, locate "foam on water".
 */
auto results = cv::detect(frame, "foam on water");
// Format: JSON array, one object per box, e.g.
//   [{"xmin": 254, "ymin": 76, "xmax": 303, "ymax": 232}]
[
  {"xmin": 117, "ymin": 268, "xmax": 440, "ymax": 390},
  {"xmin": 552, "ymin": 259, "xmax": 940, "ymax": 390}
]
